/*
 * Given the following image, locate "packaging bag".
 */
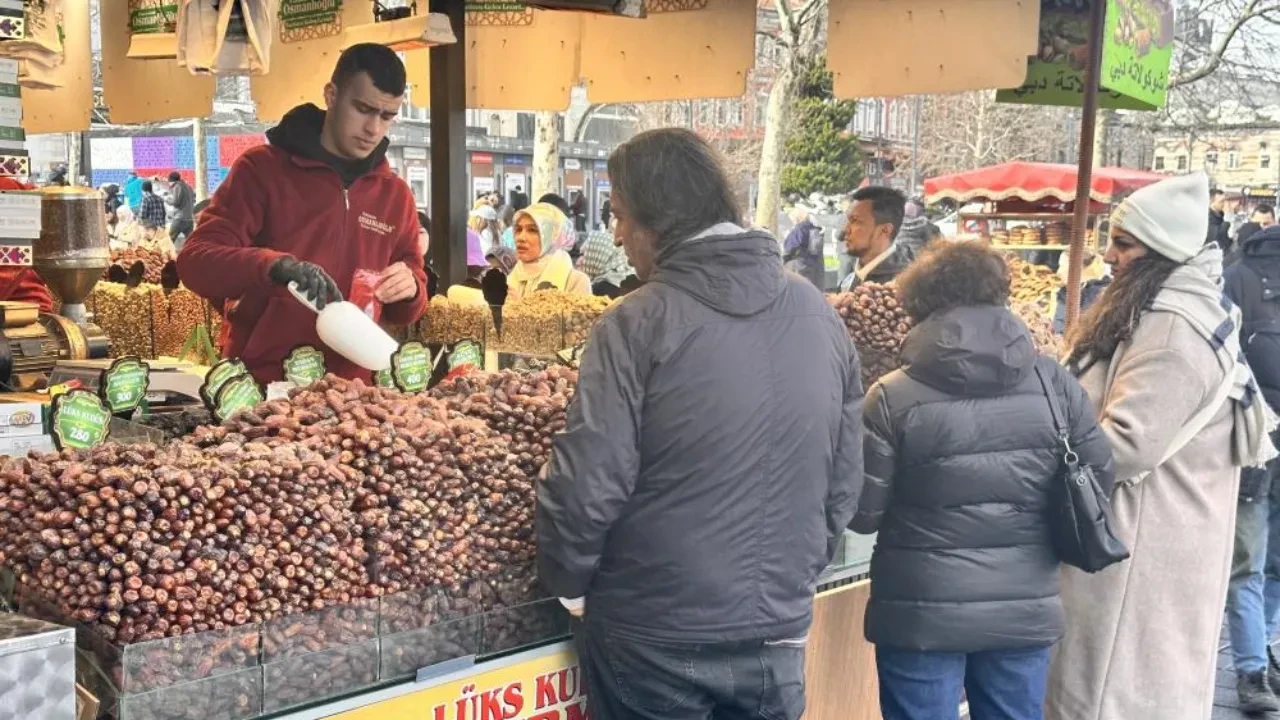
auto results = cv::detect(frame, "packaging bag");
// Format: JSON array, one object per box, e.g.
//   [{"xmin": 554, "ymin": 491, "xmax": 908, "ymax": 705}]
[
  {"xmin": 177, "ymin": 0, "xmax": 277, "ymax": 75},
  {"xmin": 0, "ymin": 0, "xmax": 65, "ymax": 87}
]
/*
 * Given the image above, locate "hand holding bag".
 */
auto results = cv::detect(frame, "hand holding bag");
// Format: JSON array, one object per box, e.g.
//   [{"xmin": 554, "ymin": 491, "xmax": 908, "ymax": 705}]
[{"xmin": 1034, "ymin": 366, "xmax": 1130, "ymax": 573}]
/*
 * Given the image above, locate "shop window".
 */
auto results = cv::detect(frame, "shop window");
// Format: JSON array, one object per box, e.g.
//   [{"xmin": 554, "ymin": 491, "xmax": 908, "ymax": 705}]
[
  {"xmin": 1177, "ymin": 155, "xmax": 1187, "ymax": 171},
  {"xmin": 1154, "ymin": 156, "xmax": 1165, "ymax": 170}
]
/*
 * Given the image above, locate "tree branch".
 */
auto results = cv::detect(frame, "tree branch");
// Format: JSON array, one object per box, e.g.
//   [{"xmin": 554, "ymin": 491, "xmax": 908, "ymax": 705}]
[{"xmin": 1170, "ymin": 0, "xmax": 1272, "ymax": 88}]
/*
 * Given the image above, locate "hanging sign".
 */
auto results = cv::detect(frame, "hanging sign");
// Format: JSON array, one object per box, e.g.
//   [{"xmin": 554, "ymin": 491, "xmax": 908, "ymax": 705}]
[
  {"xmin": 51, "ymin": 390, "xmax": 112, "ymax": 451},
  {"xmin": 214, "ymin": 374, "xmax": 265, "ymax": 423},
  {"xmin": 279, "ymin": 0, "xmax": 344, "ymax": 42},
  {"xmin": 100, "ymin": 357, "xmax": 150, "ymax": 416},
  {"xmin": 391, "ymin": 341, "xmax": 431, "ymax": 393},
  {"xmin": 282, "ymin": 345, "xmax": 326, "ymax": 388},
  {"xmin": 128, "ymin": 0, "xmax": 178, "ymax": 35},
  {"xmin": 200, "ymin": 358, "xmax": 248, "ymax": 409},
  {"xmin": 448, "ymin": 339, "xmax": 484, "ymax": 373},
  {"xmin": 996, "ymin": 0, "xmax": 1174, "ymax": 111}
]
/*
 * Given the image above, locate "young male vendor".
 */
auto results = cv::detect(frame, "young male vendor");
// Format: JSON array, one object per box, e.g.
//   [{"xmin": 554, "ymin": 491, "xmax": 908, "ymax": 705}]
[{"xmin": 177, "ymin": 44, "xmax": 427, "ymax": 383}]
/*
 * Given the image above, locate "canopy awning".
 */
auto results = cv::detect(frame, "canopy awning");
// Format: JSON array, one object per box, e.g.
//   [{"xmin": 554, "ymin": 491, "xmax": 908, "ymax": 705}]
[{"xmin": 923, "ymin": 161, "xmax": 1168, "ymax": 205}]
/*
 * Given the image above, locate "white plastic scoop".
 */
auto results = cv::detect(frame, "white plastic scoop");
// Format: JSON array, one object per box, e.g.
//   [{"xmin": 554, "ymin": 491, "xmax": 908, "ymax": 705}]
[{"xmin": 288, "ymin": 282, "xmax": 399, "ymax": 372}]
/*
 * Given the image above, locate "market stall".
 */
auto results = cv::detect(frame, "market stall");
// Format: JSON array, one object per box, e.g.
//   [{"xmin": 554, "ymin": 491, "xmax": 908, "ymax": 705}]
[{"xmin": 923, "ymin": 161, "xmax": 1166, "ymax": 252}]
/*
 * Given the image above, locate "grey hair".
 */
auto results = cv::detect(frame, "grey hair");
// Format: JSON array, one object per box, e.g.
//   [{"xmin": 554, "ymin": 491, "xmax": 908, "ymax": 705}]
[{"xmin": 607, "ymin": 128, "xmax": 742, "ymax": 249}]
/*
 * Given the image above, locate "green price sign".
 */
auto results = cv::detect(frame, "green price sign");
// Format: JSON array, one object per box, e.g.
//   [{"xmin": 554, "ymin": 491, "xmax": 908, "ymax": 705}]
[
  {"xmin": 283, "ymin": 345, "xmax": 326, "ymax": 388},
  {"xmin": 201, "ymin": 358, "xmax": 248, "ymax": 409},
  {"xmin": 52, "ymin": 390, "xmax": 111, "ymax": 451},
  {"xmin": 448, "ymin": 339, "xmax": 484, "ymax": 372},
  {"xmin": 374, "ymin": 368, "xmax": 396, "ymax": 390},
  {"xmin": 214, "ymin": 374, "xmax": 264, "ymax": 423},
  {"xmin": 392, "ymin": 342, "xmax": 431, "ymax": 393},
  {"xmin": 100, "ymin": 357, "xmax": 150, "ymax": 415}
]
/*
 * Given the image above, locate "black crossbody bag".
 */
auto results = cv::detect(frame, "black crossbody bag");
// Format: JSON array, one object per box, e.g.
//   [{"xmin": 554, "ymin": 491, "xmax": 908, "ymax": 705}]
[{"xmin": 1034, "ymin": 366, "xmax": 1130, "ymax": 573}]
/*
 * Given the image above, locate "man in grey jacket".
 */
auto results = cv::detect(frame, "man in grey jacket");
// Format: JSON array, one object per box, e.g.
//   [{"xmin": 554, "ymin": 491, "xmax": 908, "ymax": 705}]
[{"xmin": 536, "ymin": 128, "xmax": 865, "ymax": 720}]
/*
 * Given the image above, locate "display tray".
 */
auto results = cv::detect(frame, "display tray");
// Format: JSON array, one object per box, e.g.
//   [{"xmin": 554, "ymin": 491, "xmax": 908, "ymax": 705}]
[{"xmin": 10, "ymin": 565, "xmax": 571, "ymax": 720}]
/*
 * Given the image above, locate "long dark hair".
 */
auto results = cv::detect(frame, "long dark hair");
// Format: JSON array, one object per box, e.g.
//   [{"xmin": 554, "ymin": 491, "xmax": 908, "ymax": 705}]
[{"xmin": 1065, "ymin": 253, "xmax": 1180, "ymax": 367}]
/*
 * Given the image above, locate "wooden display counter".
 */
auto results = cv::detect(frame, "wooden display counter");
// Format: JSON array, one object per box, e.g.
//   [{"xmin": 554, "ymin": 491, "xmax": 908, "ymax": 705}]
[{"xmin": 805, "ymin": 579, "xmax": 880, "ymax": 720}]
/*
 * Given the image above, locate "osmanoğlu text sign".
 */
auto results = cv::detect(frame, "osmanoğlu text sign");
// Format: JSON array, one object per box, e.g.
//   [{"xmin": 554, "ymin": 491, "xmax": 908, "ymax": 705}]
[{"xmin": 332, "ymin": 648, "xmax": 588, "ymax": 720}]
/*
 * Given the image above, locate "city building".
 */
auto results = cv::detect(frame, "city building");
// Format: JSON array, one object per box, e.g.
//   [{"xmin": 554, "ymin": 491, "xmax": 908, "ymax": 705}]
[{"xmin": 1151, "ymin": 102, "xmax": 1280, "ymax": 204}]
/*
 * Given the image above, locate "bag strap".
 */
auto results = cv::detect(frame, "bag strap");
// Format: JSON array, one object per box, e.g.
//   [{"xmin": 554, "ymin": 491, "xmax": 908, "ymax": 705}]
[{"xmin": 1033, "ymin": 364, "xmax": 1075, "ymax": 459}]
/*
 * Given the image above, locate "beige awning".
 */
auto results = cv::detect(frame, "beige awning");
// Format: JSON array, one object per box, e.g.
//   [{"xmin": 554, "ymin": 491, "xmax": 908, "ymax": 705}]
[
  {"xmin": 827, "ymin": 0, "xmax": 1039, "ymax": 99},
  {"xmin": 21, "ymin": 0, "xmax": 93, "ymax": 134}
]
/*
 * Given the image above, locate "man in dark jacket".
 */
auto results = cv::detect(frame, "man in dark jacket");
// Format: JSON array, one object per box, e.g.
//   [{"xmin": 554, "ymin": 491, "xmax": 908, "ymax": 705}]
[
  {"xmin": 137, "ymin": 180, "xmax": 167, "ymax": 230},
  {"xmin": 1209, "ymin": 188, "xmax": 1235, "ymax": 251},
  {"xmin": 839, "ymin": 185, "xmax": 915, "ymax": 291},
  {"xmin": 1223, "ymin": 224, "xmax": 1280, "ymax": 712},
  {"xmin": 537, "ymin": 128, "xmax": 864, "ymax": 720},
  {"xmin": 853, "ymin": 241, "xmax": 1115, "ymax": 719},
  {"xmin": 782, "ymin": 204, "xmax": 826, "ymax": 289},
  {"xmin": 165, "ymin": 171, "xmax": 196, "ymax": 249}
]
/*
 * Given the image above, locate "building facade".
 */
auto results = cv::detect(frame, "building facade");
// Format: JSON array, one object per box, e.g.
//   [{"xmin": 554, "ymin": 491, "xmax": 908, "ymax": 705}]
[{"xmin": 1152, "ymin": 122, "xmax": 1280, "ymax": 201}]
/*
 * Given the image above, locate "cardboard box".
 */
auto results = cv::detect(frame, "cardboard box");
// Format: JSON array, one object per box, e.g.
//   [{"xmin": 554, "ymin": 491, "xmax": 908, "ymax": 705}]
[
  {"xmin": 0, "ymin": 434, "xmax": 53, "ymax": 456},
  {"xmin": 0, "ymin": 401, "xmax": 44, "ymax": 437}
]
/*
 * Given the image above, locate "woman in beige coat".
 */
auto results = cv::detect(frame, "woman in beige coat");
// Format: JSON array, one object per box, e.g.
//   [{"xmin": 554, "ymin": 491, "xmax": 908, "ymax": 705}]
[{"xmin": 1048, "ymin": 173, "xmax": 1276, "ymax": 720}]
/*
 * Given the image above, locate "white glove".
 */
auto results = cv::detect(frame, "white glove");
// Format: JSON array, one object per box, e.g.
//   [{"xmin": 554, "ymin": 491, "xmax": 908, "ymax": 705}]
[{"xmin": 559, "ymin": 596, "xmax": 584, "ymax": 617}]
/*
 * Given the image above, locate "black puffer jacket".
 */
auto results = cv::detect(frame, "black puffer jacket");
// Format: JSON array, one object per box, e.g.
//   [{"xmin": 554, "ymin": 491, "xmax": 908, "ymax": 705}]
[
  {"xmin": 1225, "ymin": 225, "xmax": 1280, "ymax": 413},
  {"xmin": 852, "ymin": 304, "xmax": 1114, "ymax": 652}
]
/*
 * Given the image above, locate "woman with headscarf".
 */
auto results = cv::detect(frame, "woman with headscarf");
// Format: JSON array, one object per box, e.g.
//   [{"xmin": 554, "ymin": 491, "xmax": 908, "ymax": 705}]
[
  {"xmin": 1047, "ymin": 173, "xmax": 1278, "ymax": 720},
  {"xmin": 506, "ymin": 202, "xmax": 590, "ymax": 303}
]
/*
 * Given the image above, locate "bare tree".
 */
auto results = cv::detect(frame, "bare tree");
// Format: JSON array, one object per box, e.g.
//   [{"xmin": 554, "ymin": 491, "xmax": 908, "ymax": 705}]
[
  {"xmin": 916, "ymin": 91, "xmax": 1068, "ymax": 176},
  {"xmin": 753, "ymin": 0, "xmax": 825, "ymax": 235}
]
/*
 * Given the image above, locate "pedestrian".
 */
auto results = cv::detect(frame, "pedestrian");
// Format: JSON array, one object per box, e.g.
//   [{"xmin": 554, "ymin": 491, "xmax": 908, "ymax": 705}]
[
  {"xmin": 575, "ymin": 226, "xmax": 632, "ymax": 297},
  {"xmin": 896, "ymin": 199, "xmax": 932, "ymax": 255},
  {"xmin": 1228, "ymin": 204, "xmax": 1275, "ymax": 267},
  {"xmin": 166, "ymin": 171, "xmax": 196, "ymax": 250},
  {"xmin": 1209, "ymin": 187, "xmax": 1235, "ymax": 251},
  {"xmin": 839, "ymin": 186, "xmax": 916, "ymax": 291},
  {"xmin": 1048, "ymin": 172, "xmax": 1278, "ymax": 720},
  {"xmin": 854, "ymin": 240, "xmax": 1114, "ymax": 720},
  {"xmin": 137, "ymin": 180, "xmax": 167, "ymax": 231},
  {"xmin": 468, "ymin": 205, "xmax": 500, "ymax": 255},
  {"xmin": 782, "ymin": 203, "xmax": 826, "ymax": 289},
  {"xmin": 510, "ymin": 184, "xmax": 529, "ymax": 212},
  {"xmin": 600, "ymin": 192, "xmax": 611, "ymax": 228},
  {"xmin": 537, "ymin": 128, "xmax": 864, "ymax": 720},
  {"xmin": 1224, "ymin": 220, "xmax": 1280, "ymax": 713},
  {"xmin": 505, "ymin": 202, "xmax": 590, "ymax": 302},
  {"xmin": 124, "ymin": 171, "xmax": 143, "ymax": 213}
]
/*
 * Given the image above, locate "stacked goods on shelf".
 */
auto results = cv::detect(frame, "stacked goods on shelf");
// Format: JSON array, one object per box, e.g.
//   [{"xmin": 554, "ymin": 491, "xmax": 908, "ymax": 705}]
[
  {"xmin": 1043, "ymin": 222, "xmax": 1068, "ymax": 246},
  {"xmin": 420, "ymin": 295, "xmax": 494, "ymax": 346},
  {"xmin": 1010, "ymin": 226, "xmax": 1042, "ymax": 245},
  {"xmin": 826, "ymin": 283, "xmax": 913, "ymax": 388},
  {"xmin": 105, "ymin": 247, "xmax": 173, "ymax": 285},
  {"xmin": 0, "ymin": 366, "xmax": 576, "ymax": 717},
  {"xmin": 1007, "ymin": 255, "xmax": 1063, "ymax": 310},
  {"xmin": 89, "ymin": 282, "xmax": 222, "ymax": 359},
  {"xmin": 495, "ymin": 291, "xmax": 612, "ymax": 355}
]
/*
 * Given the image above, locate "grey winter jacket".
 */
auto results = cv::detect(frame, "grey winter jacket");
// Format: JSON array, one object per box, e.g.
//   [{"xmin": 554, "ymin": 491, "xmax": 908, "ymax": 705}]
[
  {"xmin": 537, "ymin": 225, "xmax": 865, "ymax": 643},
  {"xmin": 853, "ymin": 304, "xmax": 1114, "ymax": 652}
]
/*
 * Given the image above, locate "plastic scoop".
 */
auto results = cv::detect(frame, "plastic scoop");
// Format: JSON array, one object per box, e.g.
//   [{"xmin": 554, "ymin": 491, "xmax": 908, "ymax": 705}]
[{"xmin": 288, "ymin": 282, "xmax": 399, "ymax": 372}]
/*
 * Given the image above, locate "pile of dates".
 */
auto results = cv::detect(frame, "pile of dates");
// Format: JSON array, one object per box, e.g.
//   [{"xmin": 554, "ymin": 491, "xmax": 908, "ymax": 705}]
[{"xmin": 826, "ymin": 283, "xmax": 913, "ymax": 387}]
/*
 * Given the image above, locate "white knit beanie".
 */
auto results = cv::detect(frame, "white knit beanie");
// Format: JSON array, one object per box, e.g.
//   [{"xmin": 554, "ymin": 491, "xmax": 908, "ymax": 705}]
[{"xmin": 1110, "ymin": 172, "xmax": 1209, "ymax": 263}]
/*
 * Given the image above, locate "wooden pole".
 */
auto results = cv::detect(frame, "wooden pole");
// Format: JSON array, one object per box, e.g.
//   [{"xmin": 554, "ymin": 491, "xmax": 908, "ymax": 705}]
[
  {"xmin": 428, "ymin": 0, "xmax": 467, "ymax": 290},
  {"xmin": 1065, "ymin": 0, "xmax": 1108, "ymax": 332}
]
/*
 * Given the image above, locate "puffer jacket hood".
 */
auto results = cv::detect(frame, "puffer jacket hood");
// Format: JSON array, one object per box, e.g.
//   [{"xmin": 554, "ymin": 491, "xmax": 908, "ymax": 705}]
[
  {"xmin": 1243, "ymin": 223, "xmax": 1280, "ymax": 255},
  {"xmin": 266, "ymin": 104, "xmax": 390, "ymax": 186},
  {"xmin": 651, "ymin": 227, "xmax": 786, "ymax": 317},
  {"xmin": 903, "ymin": 305, "xmax": 1038, "ymax": 397}
]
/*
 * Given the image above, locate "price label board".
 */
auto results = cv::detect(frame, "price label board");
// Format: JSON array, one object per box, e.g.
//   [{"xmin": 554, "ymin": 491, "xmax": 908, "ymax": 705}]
[
  {"xmin": 100, "ymin": 357, "xmax": 150, "ymax": 416},
  {"xmin": 374, "ymin": 368, "xmax": 396, "ymax": 390},
  {"xmin": 200, "ymin": 358, "xmax": 248, "ymax": 409},
  {"xmin": 282, "ymin": 345, "xmax": 326, "ymax": 388},
  {"xmin": 448, "ymin": 339, "xmax": 484, "ymax": 373},
  {"xmin": 51, "ymin": 390, "xmax": 111, "ymax": 451},
  {"xmin": 391, "ymin": 341, "xmax": 430, "ymax": 393},
  {"xmin": 214, "ymin": 374, "xmax": 264, "ymax": 423}
]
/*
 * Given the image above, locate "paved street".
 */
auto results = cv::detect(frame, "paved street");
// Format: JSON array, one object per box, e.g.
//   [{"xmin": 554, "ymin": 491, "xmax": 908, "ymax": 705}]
[{"xmin": 1215, "ymin": 623, "xmax": 1278, "ymax": 720}]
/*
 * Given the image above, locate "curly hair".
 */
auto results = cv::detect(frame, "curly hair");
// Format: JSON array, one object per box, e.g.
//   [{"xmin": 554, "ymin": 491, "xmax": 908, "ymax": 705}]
[
  {"xmin": 1065, "ymin": 252, "xmax": 1180, "ymax": 368},
  {"xmin": 895, "ymin": 241, "xmax": 1010, "ymax": 322}
]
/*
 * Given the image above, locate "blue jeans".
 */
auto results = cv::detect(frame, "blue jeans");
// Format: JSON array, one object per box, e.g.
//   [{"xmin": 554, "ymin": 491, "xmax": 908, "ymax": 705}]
[
  {"xmin": 876, "ymin": 645, "xmax": 1051, "ymax": 720},
  {"xmin": 1226, "ymin": 459, "xmax": 1280, "ymax": 673}
]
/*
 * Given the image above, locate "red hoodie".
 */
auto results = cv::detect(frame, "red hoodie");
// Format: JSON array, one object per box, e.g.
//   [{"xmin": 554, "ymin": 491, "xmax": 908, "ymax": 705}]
[{"xmin": 177, "ymin": 105, "xmax": 427, "ymax": 384}]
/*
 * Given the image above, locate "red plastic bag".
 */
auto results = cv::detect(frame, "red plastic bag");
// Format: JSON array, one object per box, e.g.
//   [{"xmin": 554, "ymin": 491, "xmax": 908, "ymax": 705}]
[{"xmin": 350, "ymin": 269, "xmax": 383, "ymax": 323}]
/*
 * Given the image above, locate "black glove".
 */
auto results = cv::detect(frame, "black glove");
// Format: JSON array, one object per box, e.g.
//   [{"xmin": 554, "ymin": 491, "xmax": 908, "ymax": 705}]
[{"xmin": 269, "ymin": 257, "xmax": 342, "ymax": 311}]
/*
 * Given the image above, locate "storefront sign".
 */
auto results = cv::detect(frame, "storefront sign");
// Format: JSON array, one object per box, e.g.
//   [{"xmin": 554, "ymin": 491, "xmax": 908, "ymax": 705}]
[
  {"xmin": 100, "ymin": 357, "xmax": 150, "ymax": 416},
  {"xmin": 283, "ymin": 345, "xmax": 326, "ymax": 388},
  {"xmin": 331, "ymin": 648, "xmax": 585, "ymax": 720},
  {"xmin": 404, "ymin": 146, "xmax": 429, "ymax": 160},
  {"xmin": 214, "ymin": 374, "xmax": 264, "ymax": 423},
  {"xmin": 279, "ymin": 0, "xmax": 344, "ymax": 40},
  {"xmin": 473, "ymin": 176, "xmax": 496, "ymax": 197},
  {"xmin": 564, "ymin": 158, "xmax": 581, "ymax": 170},
  {"xmin": 472, "ymin": 152, "xmax": 494, "ymax": 165},
  {"xmin": 392, "ymin": 341, "xmax": 431, "ymax": 393},
  {"xmin": 200, "ymin": 358, "xmax": 248, "ymax": 408},
  {"xmin": 504, "ymin": 155, "xmax": 529, "ymax": 166},
  {"xmin": 51, "ymin": 390, "xmax": 111, "ymax": 451},
  {"xmin": 996, "ymin": 0, "xmax": 1173, "ymax": 111},
  {"xmin": 408, "ymin": 166, "xmax": 429, "ymax": 182}
]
